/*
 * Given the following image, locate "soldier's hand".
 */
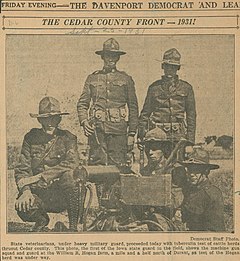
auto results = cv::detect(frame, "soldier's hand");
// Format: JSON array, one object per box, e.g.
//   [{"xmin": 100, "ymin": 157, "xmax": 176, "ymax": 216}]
[
  {"xmin": 127, "ymin": 135, "xmax": 135, "ymax": 152},
  {"xmin": 137, "ymin": 138, "xmax": 145, "ymax": 151},
  {"xmin": 15, "ymin": 190, "xmax": 35, "ymax": 212},
  {"xmin": 83, "ymin": 120, "xmax": 95, "ymax": 137}
]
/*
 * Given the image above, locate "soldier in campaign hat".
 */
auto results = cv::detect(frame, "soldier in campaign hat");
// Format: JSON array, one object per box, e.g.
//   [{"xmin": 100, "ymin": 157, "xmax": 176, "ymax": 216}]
[
  {"xmin": 135, "ymin": 128, "xmax": 187, "ymax": 225},
  {"xmin": 14, "ymin": 97, "xmax": 86, "ymax": 232},
  {"xmin": 138, "ymin": 48, "xmax": 196, "ymax": 158},
  {"xmin": 140, "ymin": 128, "xmax": 174, "ymax": 176},
  {"xmin": 77, "ymin": 38, "xmax": 139, "ymax": 166},
  {"xmin": 180, "ymin": 148, "xmax": 225, "ymax": 231}
]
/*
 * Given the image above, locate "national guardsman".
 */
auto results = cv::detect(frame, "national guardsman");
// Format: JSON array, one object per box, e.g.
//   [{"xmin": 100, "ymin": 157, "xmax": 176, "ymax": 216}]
[
  {"xmin": 138, "ymin": 48, "xmax": 196, "ymax": 149},
  {"xmin": 180, "ymin": 148, "xmax": 225, "ymax": 231},
  {"xmin": 77, "ymin": 38, "xmax": 139, "ymax": 166},
  {"xmin": 15, "ymin": 97, "xmax": 86, "ymax": 232}
]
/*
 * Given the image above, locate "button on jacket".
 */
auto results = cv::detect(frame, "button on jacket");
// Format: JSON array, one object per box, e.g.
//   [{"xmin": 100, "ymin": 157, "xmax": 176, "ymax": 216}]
[
  {"xmin": 15, "ymin": 128, "xmax": 79, "ymax": 193},
  {"xmin": 181, "ymin": 180, "xmax": 225, "ymax": 231},
  {"xmin": 139, "ymin": 75, "xmax": 196, "ymax": 143},
  {"xmin": 77, "ymin": 69, "xmax": 139, "ymax": 135}
]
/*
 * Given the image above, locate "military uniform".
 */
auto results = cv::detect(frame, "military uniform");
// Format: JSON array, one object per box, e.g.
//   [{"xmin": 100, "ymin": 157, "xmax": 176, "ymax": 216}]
[
  {"xmin": 77, "ymin": 40, "xmax": 138, "ymax": 166},
  {"xmin": 15, "ymin": 128, "xmax": 79, "ymax": 191},
  {"xmin": 15, "ymin": 128, "xmax": 83, "ymax": 229},
  {"xmin": 138, "ymin": 48, "xmax": 196, "ymax": 144},
  {"xmin": 141, "ymin": 158, "xmax": 168, "ymax": 176},
  {"xmin": 15, "ymin": 97, "xmax": 86, "ymax": 232},
  {"xmin": 180, "ymin": 148, "xmax": 225, "ymax": 231},
  {"xmin": 181, "ymin": 180, "xmax": 225, "ymax": 231},
  {"xmin": 139, "ymin": 75, "xmax": 196, "ymax": 143}
]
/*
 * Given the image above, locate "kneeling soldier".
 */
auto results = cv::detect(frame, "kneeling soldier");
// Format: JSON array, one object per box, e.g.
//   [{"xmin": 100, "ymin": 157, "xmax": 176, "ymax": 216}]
[
  {"xmin": 14, "ymin": 97, "xmax": 86, "ymax": 232},
  {"xmin": 136, "ymin": 128, "xmax": 187, "ymax": 225},
  {"xmin": 180, "ymin": 148, "xmax": 225, "ymax": 231},
  {"xmin": 140, "ymin": 127, "xmax": 174, "ymax": 176}
]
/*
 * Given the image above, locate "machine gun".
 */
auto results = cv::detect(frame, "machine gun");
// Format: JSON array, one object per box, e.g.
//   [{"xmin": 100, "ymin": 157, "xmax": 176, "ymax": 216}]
[{"xmin": 78, "ymin": 138, "xmax": 191, "ymax": 232}]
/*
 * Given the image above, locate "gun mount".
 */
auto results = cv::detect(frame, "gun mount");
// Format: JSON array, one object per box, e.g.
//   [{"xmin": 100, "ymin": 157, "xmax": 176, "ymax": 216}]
[{"xmin": 81, "ymin": 165, "xmax": 184, "ymax": 232}]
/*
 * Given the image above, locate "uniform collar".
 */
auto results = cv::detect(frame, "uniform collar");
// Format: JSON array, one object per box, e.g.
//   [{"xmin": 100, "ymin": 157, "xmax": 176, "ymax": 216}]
[
  {"xmin": 146, "ymin": 157, "xmax": 167, "ymax": 174},
  {"xmin": 162, "ymin": 75, "xmax": 179, "ymax": 82},
  {"xmin": 102, "ymin": 67, "xmax": 117, "ymax": 74},
  {"xmin": 40, "ymin": 127, "xmax": 62, "ymax": 138},
  {"xmin": 190, "ymin": 179, "xmax": 210, "ymax": 191}
]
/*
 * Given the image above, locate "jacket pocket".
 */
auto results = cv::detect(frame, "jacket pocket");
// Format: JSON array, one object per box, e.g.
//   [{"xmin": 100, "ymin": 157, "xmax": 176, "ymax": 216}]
[{"xmin": 90, "ymin": 81, "xmax": 105, "ymax": 99}]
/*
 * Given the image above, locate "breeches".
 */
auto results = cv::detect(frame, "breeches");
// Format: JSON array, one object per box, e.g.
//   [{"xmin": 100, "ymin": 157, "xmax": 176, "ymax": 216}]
[
  {"xmin": 17, "ymin": 170, "xmax": 75, "ymax": 222},
  {"xmin": 88, "ymin": 129, "xmax": 127, "ymax": 166}
]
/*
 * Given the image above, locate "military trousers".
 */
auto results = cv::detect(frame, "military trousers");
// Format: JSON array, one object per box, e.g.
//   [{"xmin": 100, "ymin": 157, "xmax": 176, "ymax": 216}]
[
  {"xmin": 88, "ymin": 128, "xmax": 128, "ymax": 166},
  {"xmin": 17, "ymin": 171, "xmax": 79, "ymax": 223}
]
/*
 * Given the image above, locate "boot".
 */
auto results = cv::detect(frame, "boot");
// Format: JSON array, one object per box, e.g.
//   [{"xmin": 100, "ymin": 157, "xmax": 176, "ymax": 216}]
[{"xmin": 31, "ymin": 212, "xmax": 50, "ymax": 232}]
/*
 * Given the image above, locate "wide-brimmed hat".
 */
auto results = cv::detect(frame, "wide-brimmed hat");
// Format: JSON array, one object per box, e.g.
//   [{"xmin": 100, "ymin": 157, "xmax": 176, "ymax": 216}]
[
  {"xmin": 181, "ymin": 148, "xmax": 219, "ymax": 170},
  {"xmin": 95, "ymin": 38, "xmax": 126, "ymax": 56},
  {"xmin": 144, "ymin": 128, "xmax": 170, "ymax": 143},
  {"xmin": 161, "ymin": 48, "xmax": 181, "ymax": 66},
  {"xmin": 30, "ymin": 97, "xmax": 69, "ymax": 118}
]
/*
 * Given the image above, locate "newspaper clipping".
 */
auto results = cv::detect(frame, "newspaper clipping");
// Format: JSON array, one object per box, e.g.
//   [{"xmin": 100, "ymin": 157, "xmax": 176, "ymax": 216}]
[{"xmin": 0, "ymin": 0, "xmax": 239, "ymax": 260}]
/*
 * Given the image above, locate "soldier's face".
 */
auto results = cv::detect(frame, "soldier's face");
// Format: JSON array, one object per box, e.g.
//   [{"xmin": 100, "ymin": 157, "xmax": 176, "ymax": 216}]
[
  {"xmin": 162, "ymin": 63, "xmax": 179, "ymax": 77},
  {"xmin": 149, "ymin": 147, "xmax": 164, "ymax": 162},
  {"xmin": 186, "ymin": 167, "xmax": 207, "ymax": 186},
  {"xmin": 38, "ymin": 115, "xmax": 62, "ymax": 134},
  {"xmin": 102, "ymin": 53, "xmax": 120, "ymax": 69}
]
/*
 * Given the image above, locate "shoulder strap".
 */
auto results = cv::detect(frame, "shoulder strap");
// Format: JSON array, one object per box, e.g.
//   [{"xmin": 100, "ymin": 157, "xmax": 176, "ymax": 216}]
[{"xmin": 36, "ymin": 136, "xmax": 59, "ymax": 168}]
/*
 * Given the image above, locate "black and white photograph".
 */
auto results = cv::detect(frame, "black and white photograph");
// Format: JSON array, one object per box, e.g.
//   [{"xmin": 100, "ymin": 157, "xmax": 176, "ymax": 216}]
[{"xmin": 6, "ymin": 35, "xmax": 234, "ymax": 233}]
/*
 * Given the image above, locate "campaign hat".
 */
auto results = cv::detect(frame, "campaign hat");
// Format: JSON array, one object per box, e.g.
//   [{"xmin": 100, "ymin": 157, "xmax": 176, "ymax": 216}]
[
  {"xmin": 181, "ymin": 148, "xmax": 219, "ymax": 171},
  {"xmin": 30, "ymin": 97, "xmax": 69, "ymax": 118},
  {"xmin": 162, "ymin": 48, "xmax": 181, "ymax": 66},
  {"xmin": 95, "ymin": 38, "xmax": 126, "ymax": 56}
]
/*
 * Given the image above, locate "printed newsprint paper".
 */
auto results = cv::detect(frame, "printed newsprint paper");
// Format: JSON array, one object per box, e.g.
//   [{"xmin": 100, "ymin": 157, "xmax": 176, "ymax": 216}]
[{"xmin": 0, "ymin": 0, "xmax": 239, "ymax": 260}]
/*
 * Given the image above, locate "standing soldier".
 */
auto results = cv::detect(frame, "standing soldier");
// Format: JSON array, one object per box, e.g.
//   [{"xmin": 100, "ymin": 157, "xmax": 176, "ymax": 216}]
[
  {"xmin": 138, "ymin": 48, "xmax": 196, "ymax": 154},
  {"xmin": 14, "ymin": 97, "xmax": 86, "ymax": 232},
  {"xmin": 77, "ymin": 38, "xmax": 139, "ymax": 167}
]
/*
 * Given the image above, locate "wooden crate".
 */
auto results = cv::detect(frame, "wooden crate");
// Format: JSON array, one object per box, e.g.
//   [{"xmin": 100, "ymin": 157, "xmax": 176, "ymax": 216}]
[{"xmin": 120, "ymin": 174, "xmax": 171, "ymax": 206}]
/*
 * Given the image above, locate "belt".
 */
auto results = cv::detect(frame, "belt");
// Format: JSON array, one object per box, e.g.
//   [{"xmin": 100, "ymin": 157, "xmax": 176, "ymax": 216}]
[
  {"xmin": 93, "ymin": 108, "xmax": 126, "ymax": 122},
  {"xmin": 151, "ymin": 121, "xmax": 183, "ymax": 132}
]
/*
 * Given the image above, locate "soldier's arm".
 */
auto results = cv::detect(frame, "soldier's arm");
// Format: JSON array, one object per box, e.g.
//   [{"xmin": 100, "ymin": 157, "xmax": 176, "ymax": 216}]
[
  {"xmin": 77, "ymin": 75, "xmax": 92, "ymax": 126},
  {"xmin": 186, "ymin": 85, "xmax": 196, "ymax": 143},
  {"xmin": 14, "ymin": 135, "xmax": 33, "ymax": 193},
  {"xmin": 138, "ymin": 86, "xmax": 153, "ymax": 139},
  {"xmin": 204, "ymin": 187, "xmax": 226, "ymax": 231},
  {"xmin": 40, "ymin": 133, "xmax": 80, "ymax": 183},
  {"xmin": 126, "ymin": 76, "xmax": 139, "ymax": 135}
]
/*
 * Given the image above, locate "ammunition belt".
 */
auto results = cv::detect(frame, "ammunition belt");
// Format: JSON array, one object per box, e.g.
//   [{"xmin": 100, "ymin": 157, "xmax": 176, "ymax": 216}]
[
  {"xmin": 93, "ymin": 107, "xmax": 126, "ymax": 123},
  {"xmin": 151, "ymin": 121, "xmax": 183, "ymax": 132}
]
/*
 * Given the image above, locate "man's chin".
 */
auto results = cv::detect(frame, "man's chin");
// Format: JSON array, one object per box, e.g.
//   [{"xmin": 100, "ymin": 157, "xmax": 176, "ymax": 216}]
[
  {"xmin": 149, "ymin": 158, "xmax": 158, "ymax": 163},
  {"xmin": 44, "ymin": 128, "xmax": 56, "ymax": 135},
  {"xmin": 189, "ymin": 180, "xmax": 198, "ymax": 186}
]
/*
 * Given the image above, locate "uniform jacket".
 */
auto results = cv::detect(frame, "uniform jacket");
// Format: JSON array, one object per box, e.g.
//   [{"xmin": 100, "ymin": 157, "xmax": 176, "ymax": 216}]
[
  {"xmin": 139, "ymin": 75, "xmax": 196, "ymax": 143},
  {"xmin": 77, "ymin": 68, "xmax": 139, "ymax": 135},
  {"xmin": 181, "ymin": 179, "xmax": 225, "ymax": 231},
  {"xmin": 141, "ymin": 158, "xmax": 169, "ymax": 176},
  {"xmin": 15, "ymin": 128, "xmax": 79, "ymax": 193}
]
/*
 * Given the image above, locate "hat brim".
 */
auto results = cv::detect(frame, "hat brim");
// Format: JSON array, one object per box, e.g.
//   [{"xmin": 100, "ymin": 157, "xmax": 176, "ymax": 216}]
[
  {"xmin": 155, "ymin": 59, "xmax": 181, "ymax": 66},
  {"xmin": 29, "ymin": 112, "xmax": 69, "ymax": 118},
  {"xmin": 95, "ymin": 50, "xmax": 126, "ymax": 55},
  {"xmin": 181, "ymin": 161, "xmax": 219, "ymax": 170},
  {"xmin": 162, "ymin": 60, "xmax": 181, "ymax": 66},
  {"xmin": 144, "ymin": 139, "xmax": 173, "ymax": 144}
]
